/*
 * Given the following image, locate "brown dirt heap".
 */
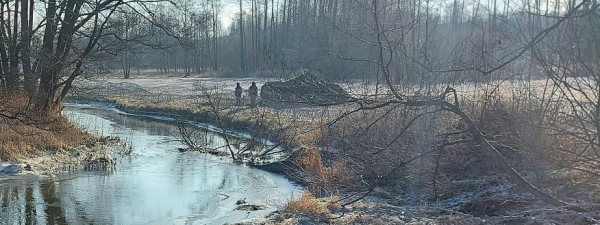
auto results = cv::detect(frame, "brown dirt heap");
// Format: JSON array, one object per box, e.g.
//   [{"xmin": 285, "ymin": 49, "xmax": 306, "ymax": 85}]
[{"xmin": 260, "ymin": 70, "xmax": 349, "ymax": 105}]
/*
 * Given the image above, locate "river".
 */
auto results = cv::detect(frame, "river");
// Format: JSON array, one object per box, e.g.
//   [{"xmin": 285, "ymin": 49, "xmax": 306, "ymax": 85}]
[{"xmin": 0, "ymin": 103, "xmax": 300, "ymax": 224}]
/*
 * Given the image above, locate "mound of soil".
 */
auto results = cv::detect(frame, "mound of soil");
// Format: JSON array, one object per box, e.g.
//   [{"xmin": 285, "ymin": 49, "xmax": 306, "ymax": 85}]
[{"xmin": 260, "ymin": 71, "xmax": 349, "ymax": 105}]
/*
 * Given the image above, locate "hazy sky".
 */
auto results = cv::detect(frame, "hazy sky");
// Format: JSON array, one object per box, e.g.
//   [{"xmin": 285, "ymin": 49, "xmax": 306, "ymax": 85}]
[
  {"xmin": 221, "ymin": 2, "xmax": 238, "ymax": 30},
  {"xmin": 217, "ymin": 0, "xmax": 284, "ymax": 31}
]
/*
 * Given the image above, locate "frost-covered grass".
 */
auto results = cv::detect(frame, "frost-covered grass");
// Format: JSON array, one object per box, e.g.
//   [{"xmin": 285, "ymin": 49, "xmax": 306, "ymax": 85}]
[
  {"xmin": 71, "ymin": 76, "xmax": 329, "ymax": 164},
  {"xmin": 71, "ymin": 75, "xmax": 600, "ymax": 224}
]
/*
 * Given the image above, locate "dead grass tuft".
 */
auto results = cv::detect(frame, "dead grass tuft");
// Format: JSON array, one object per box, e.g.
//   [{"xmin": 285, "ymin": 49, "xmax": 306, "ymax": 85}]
[
  {"xmin": 295, "ymin": 147, "xmax": 327, "ymax": 180},
  {"xmin": 283, "ymin": 191, "xmax": 329, "ymax": 216},
  {"xmin": 325, "ymin": 194, "xmax": 342, "ymax": 212}
]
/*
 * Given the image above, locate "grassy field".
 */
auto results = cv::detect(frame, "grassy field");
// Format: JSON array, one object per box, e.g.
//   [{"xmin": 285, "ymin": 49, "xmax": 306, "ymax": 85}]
[{"xmin": 68, "ymin": 75, "xmax": 600, "ymax": 224}]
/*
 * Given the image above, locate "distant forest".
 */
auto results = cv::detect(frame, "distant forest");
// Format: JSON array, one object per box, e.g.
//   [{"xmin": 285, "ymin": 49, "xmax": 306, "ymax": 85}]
[
  {"xmin": 99, "ymin": 0, "xmax": 600, "ymax": 84},
  {"xmin": 0, "ymin": 0, "xmax": 598, "ymax": 114}
]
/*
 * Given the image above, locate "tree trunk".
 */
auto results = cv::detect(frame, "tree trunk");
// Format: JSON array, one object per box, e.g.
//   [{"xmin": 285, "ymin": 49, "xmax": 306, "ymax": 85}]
[
  {"xmin": 0, "ymin": 2, "xmax": 12, "ymax": 90},
  {"xmin": 37, "ymin": 0, "xmax": 58, "ymax": 115},
  {"xmin": 122, "ymin": 53, "xmax": 131, "ymax": 79},
  {"xmin": 212, "ymin": 0, "xmax": 219, "ymax": 70},
  {"xmin": 21, "ymin": 0, "xmax": 36, "ymax": 97},
  {"xmin": 263, "ymin": 0, "xmax": 268, "ymax": 53},
  {"xmin": 239, "ymin": 0, "xmax": 246, "ymax": 71},
  {"xmin": 8, "ymin": 0, "xmax": 20, "ymax": 90}
]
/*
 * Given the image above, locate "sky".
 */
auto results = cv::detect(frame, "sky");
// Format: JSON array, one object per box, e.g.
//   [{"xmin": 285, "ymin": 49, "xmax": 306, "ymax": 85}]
[
  {"xmin": 216, "ymin": 0, "xmax": 284, "ymax": 31},
  {"xmin": 221, "ymin": 2, "xmax": 239, "ymax": 30}
]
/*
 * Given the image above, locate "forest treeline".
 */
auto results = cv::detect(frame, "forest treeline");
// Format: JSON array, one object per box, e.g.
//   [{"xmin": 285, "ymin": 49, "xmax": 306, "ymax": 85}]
[
  {"xmin": 0, "ymin": 0, "xmax": 598, "ymax": 116},
  {"xmin": 97, "ymin": 0, "xmax": 599, "ymax": 85}
]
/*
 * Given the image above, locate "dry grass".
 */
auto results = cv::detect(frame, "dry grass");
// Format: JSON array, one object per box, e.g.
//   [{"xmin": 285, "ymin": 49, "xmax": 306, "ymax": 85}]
[
  {"xmin": 0, "ymin": 95, "xmax": 92, "ymax": 161},
  {"xmin": 325, "ymin": 194, "xmax": 342, "ymax": 212},
  {"xmin": 72, "ymin": 80, "xmax": 326, "ymax": 161},
  {"xmin": 282, "ymin": 191, "xmax": 329, "ymax": 216},
  {"xmin": 311, "ymin": 106, "xmax": 447, "ymax": 196},
  {"xmin": 72, "ymin": 77, "xmax": 600, "ymax": 219},
  {"xmin": 453, "ymin": 83, "xmax": 600, "ymax": 203},
  {"xmin": 299, "ymin": 81, "xmax": 600, "ymax": 213},
  {"xmin": 295, "ymin": 147, "xmax": 327, "ymax": 180}
]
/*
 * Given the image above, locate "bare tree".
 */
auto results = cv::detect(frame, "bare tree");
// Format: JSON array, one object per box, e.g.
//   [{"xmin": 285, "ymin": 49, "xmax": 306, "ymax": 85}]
[
  {"xmin": 0, "ymin": 0, "xmax": 177, "ymax": 116},
  {"xmin": 283, "ymin": 0, "xmax": 599, "ymax": 213}
]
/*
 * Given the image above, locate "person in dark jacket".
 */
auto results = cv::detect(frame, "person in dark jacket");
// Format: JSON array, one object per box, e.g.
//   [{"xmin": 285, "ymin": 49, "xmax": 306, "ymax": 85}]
[
  {"xmin": 248, "ymin": 82, "xmax": 258, "ymax": 107},
  {"xmin": 235, "ymin": 82, "xmax": 243, "ymax": 106}
]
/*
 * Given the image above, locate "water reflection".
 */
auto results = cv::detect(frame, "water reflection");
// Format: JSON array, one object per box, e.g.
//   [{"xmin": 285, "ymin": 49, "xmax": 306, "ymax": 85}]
[
  {"xmin": 0, "ymin": 181, "xmax": 63, "ymax": 224},
  {"xmin": 42, "ymin": 182, "xmax": 68, "ymax": 224},
  {"xmin": 0, "ymin": 104, "xmax": 299, "ymax": 224}
]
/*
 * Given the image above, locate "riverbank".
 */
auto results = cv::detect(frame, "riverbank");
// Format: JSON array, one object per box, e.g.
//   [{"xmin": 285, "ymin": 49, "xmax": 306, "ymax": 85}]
[
  {"xmin": 0, "ymin": 137, "xmax": 120, "ymax": 180},
  {"xmin": 69, "ymin": 78, "xmax": 324, "ymax": 169},
  {"xmin": 66, "ymin": 76, "xmax": 600, "ymax": 224},
  {"xmin": 3, "ymin": 105, "xmax": 302, "ymax": 224},
  {"xmin": 0, "ymin": 96, "xmax": 122, "ymax": 179},
  {"xmin": 65, "ymin": 97, "xmax": 312, "ymax": 186},
  {"xmin": 68, "ymin": 78, "xmax": 487, "ymax": 224},
  {"xmin": 63, "ymin": 101, "xmax": 485, "ymax": 225}
]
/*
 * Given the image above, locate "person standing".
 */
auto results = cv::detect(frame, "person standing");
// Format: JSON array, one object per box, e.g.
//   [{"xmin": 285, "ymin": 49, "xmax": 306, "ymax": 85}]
[
  {"xmin": 248, "ymin": 82, "xmax": 258, "ymax": 107},
  {"xmin": 235, "ymin": 82, "xmax": 243, "ymax": 106}
]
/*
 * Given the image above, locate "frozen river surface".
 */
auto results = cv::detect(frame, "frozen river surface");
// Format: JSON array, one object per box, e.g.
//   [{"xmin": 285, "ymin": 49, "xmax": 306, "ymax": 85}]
[{"xmin": 0, "ymin": 104, "xmax": 300, "ymax": 224}]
